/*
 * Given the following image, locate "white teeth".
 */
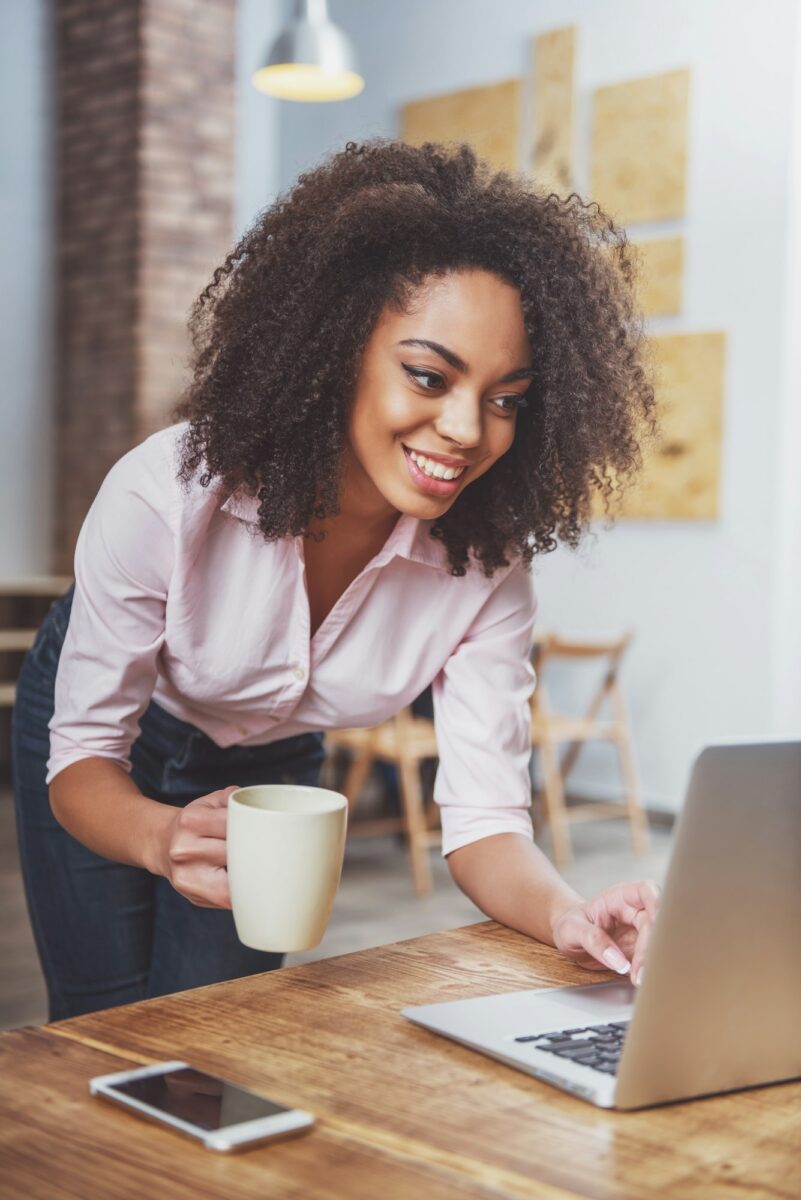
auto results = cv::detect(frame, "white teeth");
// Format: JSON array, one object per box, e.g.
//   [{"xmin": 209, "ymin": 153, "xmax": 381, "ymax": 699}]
[{"xmin": 408, "ymin": 449, "xmax": 465, "ymax": 482}]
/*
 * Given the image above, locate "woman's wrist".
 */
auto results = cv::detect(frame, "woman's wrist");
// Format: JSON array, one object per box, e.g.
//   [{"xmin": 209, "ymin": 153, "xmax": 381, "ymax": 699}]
[
  {"xmin": 546, "ymin": 887, "xmax": 584, "ymax": 945},
  {"xmin": 141, "ymin": 798, "xmax": 176, "ymax": 878}
]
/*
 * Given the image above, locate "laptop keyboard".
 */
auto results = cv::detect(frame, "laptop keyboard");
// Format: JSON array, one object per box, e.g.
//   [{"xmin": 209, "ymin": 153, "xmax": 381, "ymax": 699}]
[{"xmin": 514, "ymin": 1021, "xmax": 629, "ymax": 1075}]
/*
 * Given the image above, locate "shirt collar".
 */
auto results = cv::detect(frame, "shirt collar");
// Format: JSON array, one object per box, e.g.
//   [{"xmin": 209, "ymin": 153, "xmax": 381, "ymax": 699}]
[
  {"xmin": 220, "ymin": 489, "xmax": 450, "ymax": 571},
  {"xmin": 374, "ymin": 512, "xmax": 449, "ymax": 569},
  {"xmin": 219, "ymin": 488, "xmax": 261, "ymax": 524}
]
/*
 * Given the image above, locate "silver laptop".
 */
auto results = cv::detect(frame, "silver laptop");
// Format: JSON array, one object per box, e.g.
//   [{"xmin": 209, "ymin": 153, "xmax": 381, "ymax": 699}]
[{"xmin": 402, "ymin": 740, "xmax": 801, "ymax": 1109}]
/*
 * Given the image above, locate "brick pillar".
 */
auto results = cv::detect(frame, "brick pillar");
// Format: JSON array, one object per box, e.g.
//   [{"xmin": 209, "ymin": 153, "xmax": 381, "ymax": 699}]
[{"xmin": 54, "ymin": 0, "xmax": 235, "ymax": 573}]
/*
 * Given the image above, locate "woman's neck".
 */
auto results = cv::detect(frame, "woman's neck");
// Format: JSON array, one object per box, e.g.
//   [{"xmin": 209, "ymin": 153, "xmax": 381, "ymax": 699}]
[
  {"xmin": 307, "ymin": 451, "xmax": 401, "ymax": 550},
  {"xmin": 306, "ymin": 504, "xmax": 400, "ymax": 554},
  {"xmin": 302, "ymin": 477, "xmax": 403, "ymax": 640}
]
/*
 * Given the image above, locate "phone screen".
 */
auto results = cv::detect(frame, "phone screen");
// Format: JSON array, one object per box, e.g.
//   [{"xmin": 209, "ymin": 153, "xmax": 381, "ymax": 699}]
[{"xmin": 111, "ymin": 1067, "xmax": 291, "ymax": 1131}]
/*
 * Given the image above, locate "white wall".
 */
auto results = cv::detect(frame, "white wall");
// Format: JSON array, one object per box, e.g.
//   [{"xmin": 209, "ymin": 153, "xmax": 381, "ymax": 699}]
[
  {"xmin": 771, "ymin": 14, "xmax": 801, "ymax": 737},
  {"xmin": 264, "ymin": 0, "xmax": 801, "ymax": 809},
  {"xmin": 236, "ymin": 0, "xmax": 291, "ymax": 237},
  {"xmin": 0, "ymin": 0, "xmax": 53, "ymax": 576}
]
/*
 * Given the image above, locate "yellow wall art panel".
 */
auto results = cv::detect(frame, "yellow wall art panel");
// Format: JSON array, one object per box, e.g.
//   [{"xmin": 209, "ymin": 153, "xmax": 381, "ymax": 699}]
[
  {"xmin": 401, "ymin": 79, "xmax": 521, "ymax": 175},
  {"xmin": 633, "ymin": 237, "xmax": 685, "ymax": 317},
  {"xmin": 530, "ymin": 26, "xmax": 576, "ymax": 195},
  {"xmin": 591, "ymin": 68, "xmax": 690, "ymax": 224},
  {"xmin": 613, "ymin": 331, "xmax": 726, "ymax": 520}
]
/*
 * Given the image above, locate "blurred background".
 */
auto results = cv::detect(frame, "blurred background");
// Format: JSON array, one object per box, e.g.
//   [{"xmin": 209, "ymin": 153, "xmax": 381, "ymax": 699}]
[{"xmin": 2, "ymin": 0, "xmax": 800, "ymax": 1028}]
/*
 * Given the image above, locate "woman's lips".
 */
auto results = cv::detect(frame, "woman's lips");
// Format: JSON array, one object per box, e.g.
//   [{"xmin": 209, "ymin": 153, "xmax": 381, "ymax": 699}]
[{"xmin": 402, "ymin": 445, "xmax": 464, "ymax": 496}]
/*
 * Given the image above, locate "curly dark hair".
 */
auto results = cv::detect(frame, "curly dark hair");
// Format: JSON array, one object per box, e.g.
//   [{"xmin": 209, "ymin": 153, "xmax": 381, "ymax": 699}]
[{"xmin": 172, "ymin": 138, "xmax": 656, "ymax": 577}]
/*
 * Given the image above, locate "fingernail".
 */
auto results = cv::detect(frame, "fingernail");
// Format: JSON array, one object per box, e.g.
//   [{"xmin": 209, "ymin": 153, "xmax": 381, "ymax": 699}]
[
  {"xmin": 603, "ymin": 948, "xmax": 630, "ymax": 974},
  {"xmin": 634, "ymin": 967, "xmax": 643, "ymax": 987}
]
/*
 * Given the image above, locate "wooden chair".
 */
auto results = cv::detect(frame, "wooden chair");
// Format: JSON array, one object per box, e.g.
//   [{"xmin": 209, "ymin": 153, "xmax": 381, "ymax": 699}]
[
  {"xmin": 324, "ymin": 707, "xmax": 441, "ymax": 897},
  {"xmin": 0, "ymin": 577, "xmax": 73, "ymax": 708},
  {"xmin": 530, "ymin": 630, "xmax": 650, "ymax": 867}
]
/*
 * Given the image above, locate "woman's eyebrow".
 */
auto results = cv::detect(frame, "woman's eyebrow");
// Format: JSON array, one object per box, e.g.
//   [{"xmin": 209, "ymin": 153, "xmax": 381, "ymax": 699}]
[{"xmin": 397, "ymin": 338, "xmax": 535, "ymax": 382}]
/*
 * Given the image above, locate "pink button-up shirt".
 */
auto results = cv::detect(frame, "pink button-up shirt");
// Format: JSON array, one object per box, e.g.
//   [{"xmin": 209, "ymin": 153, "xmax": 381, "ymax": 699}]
[{"xmin": 47, "ymin": 423, "xmax": 537, "ymax": 856}]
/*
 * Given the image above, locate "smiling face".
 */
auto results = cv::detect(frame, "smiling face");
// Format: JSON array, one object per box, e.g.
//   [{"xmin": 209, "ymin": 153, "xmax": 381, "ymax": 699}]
[{"xmin": 343, "ymin": 269, "xmax": 534, "ymax": 525}]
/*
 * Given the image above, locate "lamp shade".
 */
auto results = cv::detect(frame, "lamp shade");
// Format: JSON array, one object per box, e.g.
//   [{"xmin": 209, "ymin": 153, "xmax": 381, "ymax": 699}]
[{"xmin": 252, "ymin": 0, "xmax": 364, "ymax": 102}]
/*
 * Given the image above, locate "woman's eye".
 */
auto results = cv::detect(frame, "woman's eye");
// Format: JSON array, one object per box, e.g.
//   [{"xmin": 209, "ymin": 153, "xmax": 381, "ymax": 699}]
[
  {"xmin": 492, "ymin": 395, "xmax": 529, "ymax": 415},
  {"xmin": 402, "ymin": 365, "xmax": 528, "ymax": 413},
  {"xmin": 402, "ymin": 365, "xmax": 445, "ymax": 391}
]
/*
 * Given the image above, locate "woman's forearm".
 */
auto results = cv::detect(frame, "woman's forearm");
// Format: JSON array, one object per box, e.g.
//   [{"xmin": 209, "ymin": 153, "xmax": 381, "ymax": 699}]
[
  {"xmin": 447, "ymin": 832, "xmax": 583, "ymax": 944},
  {"xmin": 49, "ymin": 757, "xmax": 173, "ymax": 876}
]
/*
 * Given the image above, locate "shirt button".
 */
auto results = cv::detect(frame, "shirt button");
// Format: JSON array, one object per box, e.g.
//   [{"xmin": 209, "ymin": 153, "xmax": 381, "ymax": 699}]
[{"xmin": 291, "ymin": 663, "xmax": 306, "ymax": 681}]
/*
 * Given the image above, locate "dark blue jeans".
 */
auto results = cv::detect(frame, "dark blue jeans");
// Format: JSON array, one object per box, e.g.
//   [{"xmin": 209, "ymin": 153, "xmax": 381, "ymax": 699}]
[{"xmin": 11, "ymin": 585, "xmax": 325, "ymax": 1022}]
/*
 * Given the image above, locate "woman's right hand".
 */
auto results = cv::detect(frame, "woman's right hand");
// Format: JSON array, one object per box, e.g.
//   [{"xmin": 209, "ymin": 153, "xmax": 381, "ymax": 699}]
[{"xmin": 154, "ymin": 785, "xmax": 238, "ymax": 909}]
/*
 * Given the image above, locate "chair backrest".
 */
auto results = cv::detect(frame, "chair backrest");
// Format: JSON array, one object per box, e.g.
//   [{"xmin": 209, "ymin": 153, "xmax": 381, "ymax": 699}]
[
  {"xmin": 0, "ymin": 576, "xmax": 73, "ymax": 707},
  {"xmin": 0, "ymin": 577, "xmax": 73, "ymax": 599},
  {"xmin": 531, "ymin": 631, "xmax": 634, "ymax": 722},
  {"xmin": 533, "ymin": 630, "xmax": 632, "ymax": 673}
]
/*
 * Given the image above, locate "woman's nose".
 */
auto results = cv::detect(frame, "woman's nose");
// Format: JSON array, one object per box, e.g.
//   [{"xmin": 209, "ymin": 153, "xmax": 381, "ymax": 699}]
[{"xmin": 434, "ymin": 393, "xmax": 482, "ymax": 448}]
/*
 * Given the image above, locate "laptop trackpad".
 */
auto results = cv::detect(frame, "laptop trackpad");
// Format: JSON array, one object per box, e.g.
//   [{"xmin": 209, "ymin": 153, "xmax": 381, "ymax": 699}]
[
  {"xmin": 536, "ymin": 980, "xmax": 636, "ymax": 1022},
  {"xmin": 495, "ymin": 980, "xmax": 636, "ymax": 1040},
  {"xmin": 403, "ymin": 980, "xmax": 636, "ymax": 1044}
]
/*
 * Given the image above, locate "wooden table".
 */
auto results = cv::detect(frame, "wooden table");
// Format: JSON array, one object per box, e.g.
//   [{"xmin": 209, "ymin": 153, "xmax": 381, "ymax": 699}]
[{"xmin": 2, "ymin": 923, "xmax": 799, "ymax": 1199}]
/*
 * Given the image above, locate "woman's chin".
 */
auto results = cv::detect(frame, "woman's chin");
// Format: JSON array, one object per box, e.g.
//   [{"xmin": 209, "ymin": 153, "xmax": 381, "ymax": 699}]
[
  {"xmin": 400, "ymin": 493, "xmax": 458, "ymax": 521},
  {"xmin": 367, "ymin": 465, "xmax": 465, "ymax": 522}
]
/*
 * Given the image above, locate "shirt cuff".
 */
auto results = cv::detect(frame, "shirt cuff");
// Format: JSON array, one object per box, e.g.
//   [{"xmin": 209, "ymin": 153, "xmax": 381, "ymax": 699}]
[
  {"xmin": 45, "ymin": 749, "xmax": 133, "ymax": 787},
  {"xmin": 438, "ymin": 804, "xmax": 534, "ymax": 858}
]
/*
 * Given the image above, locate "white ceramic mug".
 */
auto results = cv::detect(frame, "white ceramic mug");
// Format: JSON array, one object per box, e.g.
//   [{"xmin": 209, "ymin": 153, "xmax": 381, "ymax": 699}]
[{"xmin": 227, "ymin": 784, "xmax": 348, "ymax": 952}]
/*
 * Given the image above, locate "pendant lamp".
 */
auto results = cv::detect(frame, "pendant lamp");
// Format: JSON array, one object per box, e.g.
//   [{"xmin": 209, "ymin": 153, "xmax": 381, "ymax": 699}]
[{"xmin": 252, "ymin": 0, "xmax": 364, "ymax": 102}]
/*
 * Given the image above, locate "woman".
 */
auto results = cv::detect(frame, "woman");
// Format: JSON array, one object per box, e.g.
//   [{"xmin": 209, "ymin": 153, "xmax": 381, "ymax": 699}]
[{"xmin": 13, "ymin": 140, "xmax": 659, "ymax": 1021}]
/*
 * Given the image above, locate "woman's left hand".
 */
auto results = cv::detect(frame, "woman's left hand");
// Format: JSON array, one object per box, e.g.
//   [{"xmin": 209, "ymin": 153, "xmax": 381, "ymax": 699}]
[{"xmin": 550, "ymin": 880, "xmax": 661, "ymax": 986}]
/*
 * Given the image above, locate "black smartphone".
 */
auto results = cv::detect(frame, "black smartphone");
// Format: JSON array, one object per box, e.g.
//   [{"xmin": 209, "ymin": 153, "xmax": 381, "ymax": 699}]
[{"xmin": 90, "ymin": 1060, "xmax": 315, "ymax": 1152}]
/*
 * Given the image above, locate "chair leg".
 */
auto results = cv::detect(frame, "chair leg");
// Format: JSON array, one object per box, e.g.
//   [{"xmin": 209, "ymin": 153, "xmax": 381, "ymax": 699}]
[
  {"xmin": 341, "ymin": 750, "xmax": 374, "ymax": 821},
  {"xmin": 397, "ymin": 754, "xmax": 433, "ymax": 897},
  {"xmin": 560, "ymin": 679, "xmax": 609, "ymax": 783},
  {"xmin": 529, "ymin": 754, "xmax": 547, "ymax": 843},
  {"xmin": 537, "ymin": 736, "xmax": 572, "ymax": 867},
  {"xmin": 531, "ymin": 791, "xmax": 547, "ymax": 843},
  {"xmin": 320, "ymin": 745, "xmax": 349, "ymax": 792},
  {"xmin": 608, "ymin": 681, "xmax": 650, "ymax": 856},
  {"xmin": 615, "ymin": 734, "xmax": 650, "ymax": 856}
]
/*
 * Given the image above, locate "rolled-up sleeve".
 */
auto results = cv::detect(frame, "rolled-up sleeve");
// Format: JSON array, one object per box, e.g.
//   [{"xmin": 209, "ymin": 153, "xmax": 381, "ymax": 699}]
[
  {"xmin": 46, "ymin": 441, "xmax": 176, "ymax": 785},
  {"xmin": 432, "ymin": 562, "xmax": 537, "ymax": 857}
]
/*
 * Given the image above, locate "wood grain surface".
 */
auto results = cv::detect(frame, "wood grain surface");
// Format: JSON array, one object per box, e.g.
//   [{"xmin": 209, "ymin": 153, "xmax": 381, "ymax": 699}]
[
  {"xmin": 401, "ymin": 80, "xmax": 521, "ymax": 175},
  {"xmin": 591, "ymin": 69, "xmax": 690, "ymax": 225},
  {"xmin": 40, "ymin": 922, "xmax": 801, "ymax": 1200},
  {"xmin": 531, "ymin": 26, "xmax": 576, "ymax": 195},
  {"xmin": 624, "ymin": 330, "xmax": 726, "ymax": 520},
  {"xmin": 632, "ymin": 236, "xmax": 685, "ymax": 318},
  {"xmin": 0, "ymin": 1026, "xmax": 565, "ymax": 1200}
]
